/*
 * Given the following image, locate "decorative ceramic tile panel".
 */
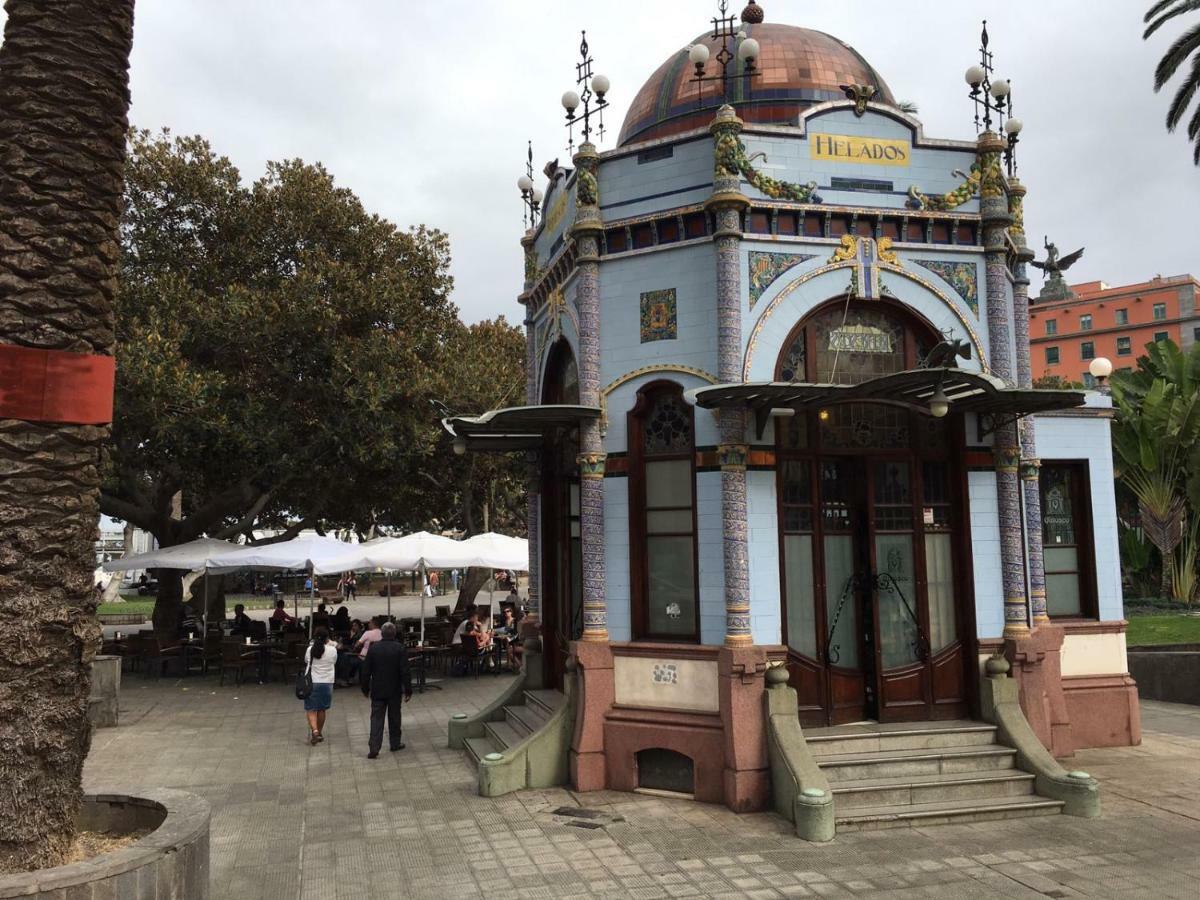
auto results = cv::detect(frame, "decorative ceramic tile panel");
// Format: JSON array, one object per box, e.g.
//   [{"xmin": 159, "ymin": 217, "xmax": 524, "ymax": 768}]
[
  {"xmin": 640, "ymin": 288, "xmax": 677, "ymax": 343},
  {"xmin": 915, "ymin": 260, "xmax": 979, "ymax": 315},
  {"xmin": 748, "ymin": 251, "xmax": 816, "ymax": 308}
]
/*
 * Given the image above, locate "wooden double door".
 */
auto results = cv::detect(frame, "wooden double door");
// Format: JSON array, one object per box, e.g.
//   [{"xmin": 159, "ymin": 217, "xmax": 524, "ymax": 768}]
[{"xmin": 782, "ymin": 452, "xmax": 970, "ymax": 727}]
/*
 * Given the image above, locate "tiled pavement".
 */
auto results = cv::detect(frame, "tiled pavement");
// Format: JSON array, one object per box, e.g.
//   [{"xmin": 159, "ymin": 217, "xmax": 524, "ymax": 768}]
[{"xmin": 86, "ymin": 675, "xmax": 1200, "ymax": 899}]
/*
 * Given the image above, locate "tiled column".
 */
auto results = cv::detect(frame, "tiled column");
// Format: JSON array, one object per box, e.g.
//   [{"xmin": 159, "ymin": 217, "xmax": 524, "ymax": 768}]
[
  {"xmin": 521, "ymin": 237, "xmax": 541, "ymax": 621},
  {"xmin": 709, "ymin": 106, "xmax": 752, "ymax": 647},
  {"xmin": 1008, "ymin": 179, "xmax": 1048, "ymax": 626},
  {"xmin": 979, "ymin": 132, "xmax": 1029, "ymax": 639},
  {"xmin": 572, "ymin": 142, "xmax": 608, "ymax": 642}
]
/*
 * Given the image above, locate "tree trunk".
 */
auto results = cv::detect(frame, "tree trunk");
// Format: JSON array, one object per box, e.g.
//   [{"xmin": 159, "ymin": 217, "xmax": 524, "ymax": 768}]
[
  {"xmin": 453, "ymin": 566, "xmax": 491, "ymax": 614},
  {"xmin": 151, "ymin": 569, "xmax": 184, "ymax": 638},
  {"xmin": 0, "ymin": 0, "xmax": 135, "ymax": 873},
  {"xmin": 186, "ymin": 572, "xmax": 226, "ymax": 623}
]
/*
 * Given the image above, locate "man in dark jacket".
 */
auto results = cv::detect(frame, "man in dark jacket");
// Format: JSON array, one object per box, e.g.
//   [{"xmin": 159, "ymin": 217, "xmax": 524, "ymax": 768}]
[{"xmin": 360, "ymin": 622, "xmax": 412, "ymax": 758}]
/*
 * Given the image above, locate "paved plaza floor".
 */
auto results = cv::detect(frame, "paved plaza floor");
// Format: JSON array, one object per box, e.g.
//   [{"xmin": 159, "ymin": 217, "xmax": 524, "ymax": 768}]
[{"xmin": 85, "ymin": 671, "xmax": 1200, "ymax": 899}]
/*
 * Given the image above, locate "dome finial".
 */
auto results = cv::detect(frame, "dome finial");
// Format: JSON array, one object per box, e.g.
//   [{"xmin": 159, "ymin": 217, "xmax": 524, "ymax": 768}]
[{"xmin": 741, "ymin": 1, "xmax": 764, "ymax": 24}]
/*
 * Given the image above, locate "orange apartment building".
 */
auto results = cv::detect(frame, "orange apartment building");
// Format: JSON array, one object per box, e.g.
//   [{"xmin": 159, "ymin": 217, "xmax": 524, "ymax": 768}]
[{"xmin": 1030, "ymin": 274, "xmax": 1200, "ymax": 385}]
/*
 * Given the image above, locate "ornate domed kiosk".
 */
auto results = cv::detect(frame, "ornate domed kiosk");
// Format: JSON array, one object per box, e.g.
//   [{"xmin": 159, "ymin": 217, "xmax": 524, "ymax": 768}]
[
  {"xmin": 619, "ymin": 19, "xmax": 896, "ymax": 146},
  {"xmin": 446, "ymin": 3, "xmax": 1132, "ymax": 836}
]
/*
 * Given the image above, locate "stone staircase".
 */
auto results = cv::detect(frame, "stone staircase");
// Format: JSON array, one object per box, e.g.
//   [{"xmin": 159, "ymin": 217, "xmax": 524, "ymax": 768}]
[
  {"xmin": 807, "ymin": 720, "xmax": 1064, "ymax": 831},
  {"xmin": 463, "ymin": 688, "xmax": 565, "ymax": 766}
]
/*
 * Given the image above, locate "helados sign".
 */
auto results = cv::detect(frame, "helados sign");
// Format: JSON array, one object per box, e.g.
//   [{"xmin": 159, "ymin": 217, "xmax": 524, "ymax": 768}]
[{"xmin": 811, "ymin": 132, "xmax": 911, "ymax": 167}]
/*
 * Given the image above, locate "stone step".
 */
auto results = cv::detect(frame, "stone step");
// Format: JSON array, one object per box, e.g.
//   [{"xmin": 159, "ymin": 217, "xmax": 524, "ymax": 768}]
[
  {"xmin": 464, "ymin": 736, "xmax": 499, "ymax": 766},
  {"xmin": 836, "ymin": 795, "xmax": 1064, "ymax": 831},
  {"xmin": 819, "ymin": 746, "xmax": 1017, "ymax": 783},
  {"xmin": 524, "ymin": 689, "xmax": 564, "ymax": 718},
  {"xmin": 807, "ymin": 723, "xmax": 998, "ymax": 757},
  {"xmin": 505, "ymin": 703, "xmax": 550, "ymax": 738},
  {"xmin": 483, "ymin": 719, "xmax": 526, "ymax": 751},
  {"xmin": 832, "ymin": 771, "xmax": 1036, "ymax": 810}
]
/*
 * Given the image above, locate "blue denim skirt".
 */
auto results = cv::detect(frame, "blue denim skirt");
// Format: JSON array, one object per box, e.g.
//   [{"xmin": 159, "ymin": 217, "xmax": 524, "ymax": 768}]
[{"xmin": 304, "ymin": 682, "xmax": 333, "ymax": 712}]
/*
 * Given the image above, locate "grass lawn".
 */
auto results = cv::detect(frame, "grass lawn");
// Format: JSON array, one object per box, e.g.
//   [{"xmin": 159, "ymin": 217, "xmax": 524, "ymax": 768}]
[{"xmin": 1125, "ymin": 613, "xmax": 1200, "ymax": 646}]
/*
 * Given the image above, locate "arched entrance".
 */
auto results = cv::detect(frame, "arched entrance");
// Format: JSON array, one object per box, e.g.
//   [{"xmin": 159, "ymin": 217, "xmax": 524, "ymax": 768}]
[
  {"xmin": 540, "ymin": 339, "xmax": 582, "ymax": 689},
  {"xmin": 775, "ymin": 298, "xmax": 972, "ymax": 726}
]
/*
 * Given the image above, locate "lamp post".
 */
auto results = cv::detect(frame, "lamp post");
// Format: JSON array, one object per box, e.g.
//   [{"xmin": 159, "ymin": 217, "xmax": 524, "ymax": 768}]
[
  {"xmin": 688, "ymin": 0, "xmax": 761, "ymax": 105},
  {"xmin": 964, "ymin": 20, "xmax": 1021, "ymax": 174},
  {"xmin": 562, "ymin": 30, "xmax": 610, "ymax": 153},
  {"xmin": 1089, "ymin": 356, "xmax": 1114, "ymax": 394},
  {"xmin": 517, "ymin": 140, "xmax": 542, "ymax": 230}
]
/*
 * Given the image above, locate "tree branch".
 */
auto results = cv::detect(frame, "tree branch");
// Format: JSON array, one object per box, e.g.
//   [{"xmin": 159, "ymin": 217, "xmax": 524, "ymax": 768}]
[
  {"xmin": 99, "ymin": 492, "xmax": 159, "ymax": 535},
  {"xmin": 212, "ymin": 489, "xmax": 274, "ymax": 540}
]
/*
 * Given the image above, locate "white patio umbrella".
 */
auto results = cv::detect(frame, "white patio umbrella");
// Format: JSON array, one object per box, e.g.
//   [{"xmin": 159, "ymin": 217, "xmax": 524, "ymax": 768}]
[
  {"xmin": 102, "ymin": 537, "xmax": 237, "ymax": 572},
  {"xmin": 461, "ymin": 532, "xmax": 528, "ymax": 570},
  {"xmin": 103, "ymin": 537, "xmax": 240, "ymax": 635},
  {"xmin": 206, "ymin": 534, "xmax": 354, "ymax": 636},
  {"xmin": 315, "ymin": 531, "xmax": 476, "ymax": 645},
  {"xmin": 461, "ymin": 532, "xmax": 529, "ymax": 616}
]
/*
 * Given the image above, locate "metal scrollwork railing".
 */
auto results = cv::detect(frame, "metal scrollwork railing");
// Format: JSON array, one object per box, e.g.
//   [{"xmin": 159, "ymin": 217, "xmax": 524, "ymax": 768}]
[
  {"xmin": 823, "ymin": 573, "xmax": 857, "ymax": 666},
  {"xmin": 874, "ymin": 571, "xmax": 930, "ymax": 663}
]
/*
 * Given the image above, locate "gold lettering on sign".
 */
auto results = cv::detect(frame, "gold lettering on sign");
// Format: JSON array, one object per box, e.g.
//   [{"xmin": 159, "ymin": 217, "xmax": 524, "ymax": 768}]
[
  {"xmin": 828, "ymin": 324, "xmax": 893, "ymax": 353},
  {"xmin": 542, "ymin": 189, "xmax": 569, "ymax": 239},
  {"xmin": 811, "ymin": 133, "xmax": 911, "ymax": 167}
]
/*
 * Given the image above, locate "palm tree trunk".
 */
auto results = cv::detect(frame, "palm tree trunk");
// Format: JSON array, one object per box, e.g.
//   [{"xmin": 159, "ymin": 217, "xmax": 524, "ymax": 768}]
[{"xmin": 0, "ymin": 0, "xmax": 135, "ymax": 873}]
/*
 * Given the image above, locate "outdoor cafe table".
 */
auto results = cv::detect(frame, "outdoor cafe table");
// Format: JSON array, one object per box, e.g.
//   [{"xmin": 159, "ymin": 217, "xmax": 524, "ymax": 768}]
[{"xmin": 242, "ymin": 637, "xmax": 284, "ymax": 683}]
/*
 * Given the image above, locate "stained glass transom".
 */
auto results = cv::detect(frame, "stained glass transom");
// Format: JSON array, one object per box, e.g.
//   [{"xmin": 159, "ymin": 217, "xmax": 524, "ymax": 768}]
[
  {"xmin": 812, "ymin": 305, "xmax": 907, "ymax": 385},
  {"xmin": 779, "ymin": 328, "xmax": 807, "ymax": 382},
  {"xmin": 644, "ymin": 392, "xmax": 692, "ymax": 455}
]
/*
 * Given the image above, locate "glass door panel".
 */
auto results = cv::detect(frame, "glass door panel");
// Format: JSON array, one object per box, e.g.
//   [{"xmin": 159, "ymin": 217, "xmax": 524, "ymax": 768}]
[
  {"xmin": 924, "ymin": 534, "xmax": 956, "ymax": 653},
  {"xmin": 876, "ymin": 533, "xmax": 920, "ymax": 668},
  {"xmin": 823, "ymin": 536, "xmax": 857, "ymax": 667}
]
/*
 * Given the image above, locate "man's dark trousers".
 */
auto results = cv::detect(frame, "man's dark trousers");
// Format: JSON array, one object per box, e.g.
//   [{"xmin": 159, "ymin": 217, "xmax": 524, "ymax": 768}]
[{"xmin": 369, "ymin": 695, "xmax": 404, "ymax": 753}]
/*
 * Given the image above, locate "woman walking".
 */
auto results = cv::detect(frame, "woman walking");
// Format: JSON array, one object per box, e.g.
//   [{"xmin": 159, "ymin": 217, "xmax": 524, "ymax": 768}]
[{"xmin": 304, "ymin": 627, "xmax": 337, "ymax": 746}]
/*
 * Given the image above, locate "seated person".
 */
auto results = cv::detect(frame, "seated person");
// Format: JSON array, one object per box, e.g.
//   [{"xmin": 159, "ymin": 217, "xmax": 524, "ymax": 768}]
[
  {"xmin": 451, "ymin": 604, "xmax": 478, "ymax": 647},
  {"xmin": 229, "ymin": 603, "xmax": 253, "ymax": 634},
  {"xmin": 312, "ymin": 602, "xmax": 331, "ymax": 629},
  {"xmin": 331, "ymin": 605, "xmax": 351, "ymax": 634},
  {"xmin": 495, "ymin": 605, "xmax": 517, "ymax": 636},
  {"xmin": 270, "ymin": 599, "xmax": 296, "ymax": 630},
  {"xmin": 354, "ymin": 617, "xmax": 383, "ymax": 659}
]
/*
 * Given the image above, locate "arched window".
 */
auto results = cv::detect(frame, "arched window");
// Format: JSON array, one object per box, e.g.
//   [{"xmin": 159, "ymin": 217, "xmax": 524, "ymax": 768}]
[{"xmin": 629, "ymin": 381, "xmax": 699, "ymax": 641}]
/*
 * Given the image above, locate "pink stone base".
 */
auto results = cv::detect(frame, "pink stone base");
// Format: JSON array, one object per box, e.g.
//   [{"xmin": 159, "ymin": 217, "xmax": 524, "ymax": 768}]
[
  {"xmin": 1063, "ymin": 673, "xmax": 1142, "ymax": 749},
  {"xmin": 567, "ymin": 641, "xmax": 771, "ymax": 813}
]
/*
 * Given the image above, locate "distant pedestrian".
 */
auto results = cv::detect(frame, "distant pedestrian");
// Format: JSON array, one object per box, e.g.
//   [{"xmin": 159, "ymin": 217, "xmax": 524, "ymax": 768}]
[
  {"xmin": 303, "ymin": 628, "xmax": 337, "ymax": 746},
  {"xmin": 428, "ymin": 570, "xmax": 440, "ymax": 595},
  {"xmin": 451, "ymin": 569, "xmax": 460, "ymax": 590},
  {"xmin": 360, "ymin": 622, "xmax": 412, "ymax": 758}
]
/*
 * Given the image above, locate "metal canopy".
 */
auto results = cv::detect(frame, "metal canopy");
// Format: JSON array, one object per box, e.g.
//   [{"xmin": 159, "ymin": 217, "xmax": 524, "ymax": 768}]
[
  {"xmin": 685, "ymin": 368, "xmax": 1086, "ymax": 439},
  {"xmin": 442, "ymin": 404, "xmax": 601, "ymax": 452}
]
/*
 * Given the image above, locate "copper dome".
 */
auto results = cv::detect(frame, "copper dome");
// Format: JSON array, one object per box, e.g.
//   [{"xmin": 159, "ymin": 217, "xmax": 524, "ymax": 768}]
[{"xmin": 617, "ymin": 23, "xmax": 896, "ymax": 146}]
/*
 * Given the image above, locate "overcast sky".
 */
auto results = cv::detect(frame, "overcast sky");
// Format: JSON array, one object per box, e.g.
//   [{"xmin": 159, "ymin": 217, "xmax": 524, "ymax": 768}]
[{"xmin": 6, "ymin": 1, "xmax": 1198, "ymax": 322}]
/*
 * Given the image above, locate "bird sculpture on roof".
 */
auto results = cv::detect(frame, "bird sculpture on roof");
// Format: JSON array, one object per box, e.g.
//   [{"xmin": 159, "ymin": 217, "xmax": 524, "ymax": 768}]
[{"xmin": 1033, "ymin": 236, "xmax": 1085, "ymax": 302}]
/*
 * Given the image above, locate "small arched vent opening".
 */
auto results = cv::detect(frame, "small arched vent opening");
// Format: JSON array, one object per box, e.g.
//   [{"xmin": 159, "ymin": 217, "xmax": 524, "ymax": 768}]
[{"xmin": 635, "ymin": 748, "xmax": 695, "ymax": 798}]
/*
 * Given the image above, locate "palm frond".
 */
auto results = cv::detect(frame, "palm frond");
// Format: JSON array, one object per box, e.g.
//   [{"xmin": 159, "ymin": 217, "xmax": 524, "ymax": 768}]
[
  {"xmin": 1145, "ymin": 0, "xmax": 1200, "ymax": 38},
  {"xmin": 1146, "ymin": 0, "xmax": 1182, "ymax": 23},
  {"xmin": 1188, "ymin": 73, "xmax": 1200, "ymax": 139},
  {"xmin": 1153, "ymin": 21, "xmax": 1200, "ymax": 89}
]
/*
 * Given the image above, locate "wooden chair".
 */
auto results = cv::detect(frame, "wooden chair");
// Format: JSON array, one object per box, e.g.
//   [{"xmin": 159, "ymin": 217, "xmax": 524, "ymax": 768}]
[
  {"xmin": 456, "ymin": 634, "xmax": 486, "ymax": 678},
  {"xmin": 141, "ymin": 638, "xmax": 182, "ymax": 679},
  {"xmin": 219, "ymin": 641, "xmax": 257, "ymax": 686}
]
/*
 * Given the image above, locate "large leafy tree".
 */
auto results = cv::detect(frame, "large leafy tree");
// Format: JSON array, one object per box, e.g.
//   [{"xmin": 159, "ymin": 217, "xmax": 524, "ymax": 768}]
[
  {"xmin": 1111, "ymin": 339, "xmax": 1200, "ymax": 597},
  {"xmin": 0, "ymin": 0, "xmax": 135, "ymax": 871},
  {"xmin": 1145, "ymin": 0, "xmax": 1200, "ymax": 164},
  {"xmin": 103, "ymin": 130, "xmax": 458, "ymax": 632}
]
